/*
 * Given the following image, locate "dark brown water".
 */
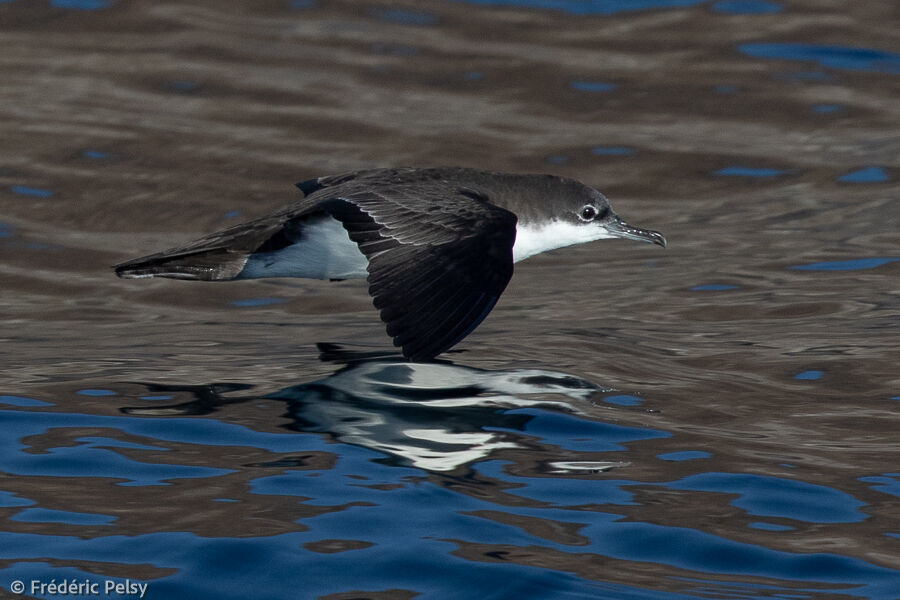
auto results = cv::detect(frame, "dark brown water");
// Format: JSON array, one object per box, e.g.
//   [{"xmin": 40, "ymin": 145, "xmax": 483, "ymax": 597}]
[{"xmin": 1, "ymin": 1, "xmax": 898, "ymax": 599}]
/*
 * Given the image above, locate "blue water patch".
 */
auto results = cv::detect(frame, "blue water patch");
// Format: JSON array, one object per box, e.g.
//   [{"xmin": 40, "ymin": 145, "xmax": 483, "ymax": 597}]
[
  {"xmin": 0, "ymin": 222, "xmax": 13, "ymax": 237},
  {"xmin": 0, "ymin": 409, "xmax": 245, "ymax": 485},
  {"xmin": 166, "ymin": 80, "xmax": 201, "ymax": 93},
  {"xmin": 2, "ymin": 520, "xmax": 898, "ymax": 600},
  {"xmin": 545, "ymin": 155, "xmax": 569, "ymax": 164},
  {"xmin": 0, "ymin": 407, "xmax": 331, "ymax": 457},
  {"xmin": 442, "ymin": 0, "xmax": 707, "ymax": 16},
  {"xmin": 812, "ymin": 103, "xmax": 842, "ymax": 114},
  {"xmin": 838, "ymin": 166, "xmax": 890, "ymax": 183},
  {"xmin": 250, "ymin": 443, "xmax": 422, "ymax": 502},
  {"xmin": 591, "ymin": 146, "xmax": 635, "ymax": 155},
  {"xmin": 603, "ymin": 394, "xmax": 644, "ymax": 406},
  {"xmin": 691, "ymin": 284, "xmax": 738, "ymax": 291},
  {"xmin": 658, "ymin": 451, "xmax": 712, "ymax": 462},
  {"xmin": 75, "ymin": 436, "xmax": 168, "ymax": 452},
  {"xmin": 858, "ymin": 474, "xmax": 900, "ymax": 498},
  {"xmin": 664, "ymin": 472, "xmax": 867, "ymax": 523},
  {"xmin": 0, "ymin": 491, "xmax": 34, "ymax": 508},
  {"xmin": 794, "ymin": 370, "xmax": 823, "ymax": 381},
  {"xmin": 231, "ymin": 297, "xmax": 289, "ymax": 307},
  {"xmin": 714, "ymin": 166, "xmax": 787, "ymax": 177},
  {"xmin": 789, "ymin": 257, "xmax": 900, "ymax": 271},
  {"xmin": 571, "ymin": 80, "xmax": 617, "ymax": 92},
  {"xmin": 0, "ymin": 535, "xmax": 613, "ymax": 600},
  {"xmin": 464, "ymin": 468, "xmax": 894, "ymax": 595},
  {"xmin": 371, "ymin": 7, "xmax": 438, "ymax": 25},
  {"xmin": 77, "ymin": 388, "xmax": 117, "ymax": 396},
  {"xmin": 82, "ymin": 149, "xmax": 110, "ymax": 159},
  {"xmin": 463, "ymin": 71, "xmax": 484, "ymax": 80},
  {"xmin": 222, "ymin": 210, "xmax": 241, "ymax": 218},
  {"xmin": 5, "ymin": 372, "xmax": 899, "ymax": 599},
  {"xmin": 712, "ymin": 0, "xmax": 782, "ymax": 14},
  {"xmin": 738, "ymin": 43, "xmax": 900, "ymax": 74},
  {"xmin": 749, "ymin": 522, "xmax": 794, "ymax": 531},
  {"xmin": 288, "ymin": 0, "xmax": 316, "ymax": 7},
  {"xmin": 140, "ymin": 395, "xmax": 174, "ymax": 401},
  {"xmin": 1, "ymin": 443, "xmax": 898, "ymax": 600},
  {"xmin": 475, "ymin": 460, "xmax": 638, "ymax": 505},
  {"xmin": 0, "ymin": 395, "xmax": 53, "ymax": 407},
  {"xmin": 51, "ymin": 0, "xmax": 112, "ymax": 8},
  {"xmin": 10, "ymin": 185, "xmax": 54, "ymax": 198},
  {"xmin": 490, "ymin": 408, "xmax": 668, "ymax": 452},
  {"xmin": 714, "ymin": 84, "xmax": 739, "ymax": 94},
  {"xmin": 11, "ymin": 508, "xmax": 116, "ymax": 526}
]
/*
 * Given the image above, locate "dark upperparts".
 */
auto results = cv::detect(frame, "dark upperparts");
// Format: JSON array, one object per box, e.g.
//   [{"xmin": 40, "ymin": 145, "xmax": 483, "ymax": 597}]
[{"xmin": 295, "ymin": 167, "xmax": 600, "ymax": 226}]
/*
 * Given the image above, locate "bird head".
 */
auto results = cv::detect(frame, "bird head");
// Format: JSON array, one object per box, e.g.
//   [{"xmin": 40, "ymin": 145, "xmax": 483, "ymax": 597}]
[{"xmin": 568, "ymin": 188, "xmax": 667, "ymax": 248}]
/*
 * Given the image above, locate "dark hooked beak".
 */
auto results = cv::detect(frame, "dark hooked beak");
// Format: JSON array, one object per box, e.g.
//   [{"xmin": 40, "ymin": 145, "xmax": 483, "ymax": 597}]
[{"xmin": 603, "ymin": 216, "xmax": 667, "ymax": 248}]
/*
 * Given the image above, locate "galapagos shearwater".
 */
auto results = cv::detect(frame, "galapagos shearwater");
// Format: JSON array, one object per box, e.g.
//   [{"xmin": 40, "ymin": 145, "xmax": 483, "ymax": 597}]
[{"xmin": 115, "ymin": 167, "xmax": 666, "ymax": 360}]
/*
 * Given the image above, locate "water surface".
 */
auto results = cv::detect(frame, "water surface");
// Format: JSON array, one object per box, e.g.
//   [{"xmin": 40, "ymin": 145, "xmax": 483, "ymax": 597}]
[{"xmin": 1, "ymin": 0, "xmax": 898, "ymax": 598}]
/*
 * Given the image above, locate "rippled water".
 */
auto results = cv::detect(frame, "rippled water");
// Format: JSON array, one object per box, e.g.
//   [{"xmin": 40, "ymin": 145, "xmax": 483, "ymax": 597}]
[{"xmin": 1, "ymin": 0, "xmax": 898, "ymax": 599}]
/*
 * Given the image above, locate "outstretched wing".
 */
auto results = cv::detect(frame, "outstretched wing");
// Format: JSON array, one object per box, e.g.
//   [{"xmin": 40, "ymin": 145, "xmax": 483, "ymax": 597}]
[
  {"xmin": 113, "ymin": 168, "xmax": 410, "ymax": 280},
  {"xmin": 114, "ymin": 168, "xmax": 518, "ymax": 360},
  {"xmin": 319, "ymin": 184, "xmax": 517, "ymax": 361},
  {"xmin": 113, "ymin": 215, "xmax": 302, "ymax": 280}
]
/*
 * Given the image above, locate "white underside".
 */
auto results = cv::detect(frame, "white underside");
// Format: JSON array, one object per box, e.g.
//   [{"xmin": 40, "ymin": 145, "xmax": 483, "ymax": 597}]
[
  {"xmin": 238, "ymin": 216, "xmax": 369, "ymax": 280},
  {"xmin": 512, "ymin": 220, "xmax": 616, "ymax": 263},
  {"xmin": 237, "ymin": 216, "xmax": 613, "ymax": 280}
]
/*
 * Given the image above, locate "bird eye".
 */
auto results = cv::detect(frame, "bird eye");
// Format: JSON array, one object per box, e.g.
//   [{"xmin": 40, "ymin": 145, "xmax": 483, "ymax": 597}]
[{"xmin": 579, "ymin": 205, "xmax": 597, "ymax": 221}]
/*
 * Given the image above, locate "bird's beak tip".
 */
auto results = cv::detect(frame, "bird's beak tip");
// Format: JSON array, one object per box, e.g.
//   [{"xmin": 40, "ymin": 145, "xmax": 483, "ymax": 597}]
[{"xmin": 604, "ymin": 218, "xmax": 667, "ymax": 248}]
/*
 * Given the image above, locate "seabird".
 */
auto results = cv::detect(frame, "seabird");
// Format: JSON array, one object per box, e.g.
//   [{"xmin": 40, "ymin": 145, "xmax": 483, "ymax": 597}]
[{"xmin": 115, "ymin": 167, "xmax": 666, "ymax": 360}]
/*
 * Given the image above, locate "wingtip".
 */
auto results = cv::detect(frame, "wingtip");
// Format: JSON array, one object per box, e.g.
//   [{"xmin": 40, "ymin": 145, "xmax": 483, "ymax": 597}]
[
  {"xmin": 113, "ymin": 262, "xmax": 136, "ymax": 278},
  {"xmin": 114, "ymin": 268, "xmax": 156, "ymax": 279},
  {"xmin": 316, "ymin": 342, "xmax": 404, "ymax": 363},
  {"xmin": 113, "ymin": 258, "xmax": 155, "ymax": 279}
]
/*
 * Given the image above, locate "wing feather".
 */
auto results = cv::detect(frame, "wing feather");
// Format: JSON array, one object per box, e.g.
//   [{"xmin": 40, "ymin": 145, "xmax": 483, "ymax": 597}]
[
  {"xmin": 114, "ymin": 167, "xmax": 518, "ymax": 360},
  {"xmin": 319, "ymin": 186, "xmax": 516, "ymax": 360}
]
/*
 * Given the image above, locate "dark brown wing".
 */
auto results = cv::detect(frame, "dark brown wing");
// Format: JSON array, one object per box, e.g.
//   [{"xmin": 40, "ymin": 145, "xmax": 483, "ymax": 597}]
[
  {"xmin": 113, "ymin": 217, "xmax": 291, "ymax": 280},
  {"xmin": 114, "ymin": 194, "xmax": 330, "ymax": 280},
  {"xmin": 113, "ymin": 168, "xmax": 518, "ymax": 360},
  {"xmin": 114, "ymin": 167, "xmax": 411, "ymax": 280},
  {"xmin": 318, "ymin": 185, "xmax": 517, "ymax": 361}
]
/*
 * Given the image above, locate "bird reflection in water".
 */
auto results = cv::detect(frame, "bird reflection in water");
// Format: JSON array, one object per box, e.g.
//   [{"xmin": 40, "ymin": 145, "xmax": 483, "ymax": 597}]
[{"xmin": 121, "ymin": 345, "xmax": 615, "ymax": 472}]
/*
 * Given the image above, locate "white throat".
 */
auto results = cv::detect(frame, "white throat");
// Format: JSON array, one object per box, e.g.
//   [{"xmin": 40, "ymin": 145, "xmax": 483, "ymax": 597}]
[{"xmin": 512, "ymin": 220, "xmax": 616, "ymax": 263}]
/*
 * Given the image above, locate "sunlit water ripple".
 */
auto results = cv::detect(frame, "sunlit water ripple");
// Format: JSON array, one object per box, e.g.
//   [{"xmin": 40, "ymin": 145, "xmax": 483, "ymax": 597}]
[{"xmin": 1, "ymin": 0, "xmax": 898, "ymax": 598}]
